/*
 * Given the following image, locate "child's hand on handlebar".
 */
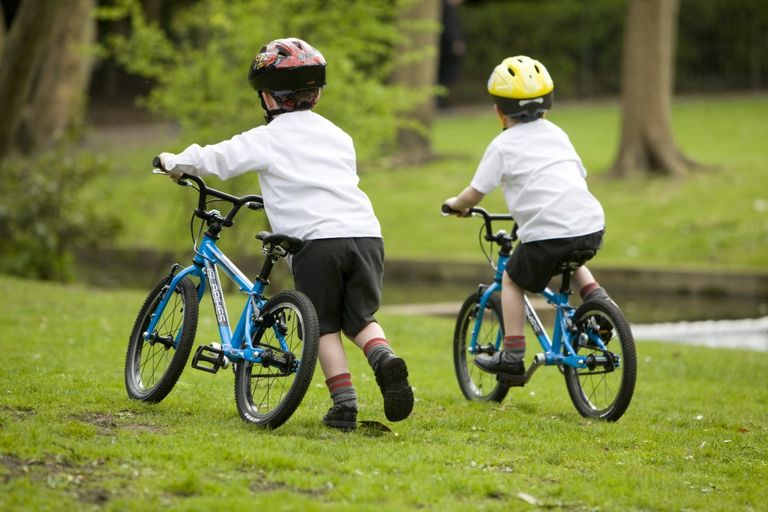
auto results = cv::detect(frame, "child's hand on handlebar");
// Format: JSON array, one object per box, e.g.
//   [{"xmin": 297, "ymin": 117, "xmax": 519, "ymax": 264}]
[
  {"xmin": 153, "ymin": 153, "xmax": 184, "ymax": 182},
  {"xmin": 442, "ymin": 197, "xmax": 468, "ymax": 217}
]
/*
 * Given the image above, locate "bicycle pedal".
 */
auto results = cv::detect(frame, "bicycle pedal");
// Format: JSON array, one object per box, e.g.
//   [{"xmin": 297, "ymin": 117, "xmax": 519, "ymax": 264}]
[{"xmin": 191, "ymin": 344, "xmax": 229, "ymax": 374}]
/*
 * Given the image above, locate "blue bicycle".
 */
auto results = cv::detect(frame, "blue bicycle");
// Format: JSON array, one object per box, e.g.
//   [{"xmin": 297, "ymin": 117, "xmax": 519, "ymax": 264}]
[
  {"xmin": 444, "ymin": 206, "xmax": 636, "ymax": 421},
  {"xmin": 124, "ymin": 163, "xmax": 319, "ymax": 429}
]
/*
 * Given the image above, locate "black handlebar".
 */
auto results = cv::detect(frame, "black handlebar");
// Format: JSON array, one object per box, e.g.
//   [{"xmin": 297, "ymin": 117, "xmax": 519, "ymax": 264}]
[
  {"xmin": 153, "ymin": 156, "xmax": 264, "ymax": 227},
  {"xmin": 442, "ymin": 203, "xmax": 517, "ymax": 243}
]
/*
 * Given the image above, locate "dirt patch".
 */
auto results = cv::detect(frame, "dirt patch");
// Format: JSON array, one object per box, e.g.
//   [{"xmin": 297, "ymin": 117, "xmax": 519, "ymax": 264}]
[
  {"xmin": 0, "ymin": 453, "xmax": 111, "ymax": 505},
  {"xmin": 73, "ymin": 409, "xmax": 166, "ymax": 435},
  {"xmin": 1, "ymin": 405, "xmax": 36, "ymax": 421},
  {"xmin": 75, "ymin": 412, "xmax": 117, "ymax": 434},
  {"xmin": 249, "ymin": 469, "xmax": 328, "ymax": 498}
]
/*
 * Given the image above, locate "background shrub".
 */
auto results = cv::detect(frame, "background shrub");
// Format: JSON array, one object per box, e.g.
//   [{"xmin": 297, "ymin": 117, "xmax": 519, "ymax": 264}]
[
  {"xmin": 0, "ymin": 150, "xmax": 122, "ymax": 281},
  {"xmin": 451, "ymin": 0, "xmax": 768, "ymax": 104}
]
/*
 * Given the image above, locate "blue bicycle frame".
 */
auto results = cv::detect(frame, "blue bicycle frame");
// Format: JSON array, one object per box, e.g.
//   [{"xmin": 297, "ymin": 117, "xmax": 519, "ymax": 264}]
[
  {"xmin": 470, "ymin": 251, "xmax": 611, "ymax": 372},
  {"xmin": 142, "ymin": 229, "xmax": 280, "ymax": 366}
]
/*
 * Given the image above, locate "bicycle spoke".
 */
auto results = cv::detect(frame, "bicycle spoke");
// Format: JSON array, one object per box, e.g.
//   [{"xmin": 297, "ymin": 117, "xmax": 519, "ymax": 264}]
[
  {"xmin": 235, "ymin": 292, "xmax": 319, "ymax": 428},
  {"xmin": 125, "ymin": 276, "xmax": 198, "ymax": 403}
]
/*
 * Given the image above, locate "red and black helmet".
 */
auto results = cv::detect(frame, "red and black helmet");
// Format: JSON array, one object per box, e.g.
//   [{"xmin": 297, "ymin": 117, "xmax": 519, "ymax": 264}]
[{"xmin": 248, "ymin": 38, "xmax": 326, "ymax": 93}]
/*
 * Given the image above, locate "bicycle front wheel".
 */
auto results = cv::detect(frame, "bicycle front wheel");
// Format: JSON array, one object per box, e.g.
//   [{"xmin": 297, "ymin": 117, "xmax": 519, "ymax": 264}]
[
  {"xmin": 234, "ymin": 290, "xmax": 319, "ymax": 429},
  {"xmin": 453, "ymin": 292, "xmax": 509, "ymax": 402},
  {"xmin": 125, "ymin": 275, "xmax": 199, "ymax": 403},
  {"xmin": 563, "ymin": 297, "xmax": 637, "ymax": 421}
]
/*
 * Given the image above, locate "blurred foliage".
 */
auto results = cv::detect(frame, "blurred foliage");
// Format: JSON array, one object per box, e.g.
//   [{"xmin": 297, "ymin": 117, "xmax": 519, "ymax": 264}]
[
  {"xmin": 98, "ymin": 0, "xmax": 437, "ymax": 164},
  {"xmin": 0, "ymin": 150, "xmax": 122, "ymax": 281},
  {"xmin": 456, "ymin": 0, "xmax": 624, "ymax": 101},
  {"xmin": 453, "ymin": 0, "xmax": 768, "ymax": 103}
]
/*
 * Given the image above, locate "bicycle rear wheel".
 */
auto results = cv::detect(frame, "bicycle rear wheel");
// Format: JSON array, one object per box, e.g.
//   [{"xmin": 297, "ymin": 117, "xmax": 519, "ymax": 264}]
[
  {"xmin": 234, "ymin": 290, "xmax": 319, "ymax": 429},
  {"xmin": 453, "ymin": 292, "xmax": 509, "ymax": 402},
  {"xmin": 125, "ymin": 275, "xmax": 199, "ymax": 403},
  {"xmin": 564, "ymin": 297, "xmax": 637, "ymax": 421}
]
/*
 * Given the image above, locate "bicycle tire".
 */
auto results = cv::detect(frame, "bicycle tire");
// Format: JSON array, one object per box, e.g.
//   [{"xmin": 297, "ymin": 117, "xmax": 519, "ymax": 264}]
[
  {"xmin": 563, "ymin": 297, "xmax": 637, "ymax": 421},
  {"xmin": 125, "ymin": 275, "xmax": 199, "ymax": 403},
  {"xmin": 453, "ymin": 292, "xmax": 509, "ymax": 402},
  {"xmin": 234, "ymin": 290, "xmax": 319, "ymax": 429}
]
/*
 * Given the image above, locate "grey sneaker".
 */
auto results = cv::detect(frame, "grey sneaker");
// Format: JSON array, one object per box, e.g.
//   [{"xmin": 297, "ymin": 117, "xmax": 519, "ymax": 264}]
[
  {"xmin": 584, "ymin": 286, "xmax": 615, "ymax": 306},
  {"xmin": 474, "ymin": 351, "xmax": 525, "ymax": 376},
  {"xmin": 374, "ymin": 353, "xmax": 414, "ymax": 422},
  {"xmin": 323, "ymin": 404, "xmax": 357, "ymax": 431}
]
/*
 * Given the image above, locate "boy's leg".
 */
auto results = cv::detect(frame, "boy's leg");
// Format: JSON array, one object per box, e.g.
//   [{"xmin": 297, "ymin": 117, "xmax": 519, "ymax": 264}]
[
  {"xmin": 573, "ymin": 266, "xmax": 610, "ymax": 302},
  {"xmin": 352, "ymin": 322, "xmax": 414, "ymax": 422},
  {"xmin": 475, "ymin": 272, "xmax": 526, "ymax": 376},
  {"xmin": 319, "ymin": 332, "xmax": 358, "ymax": 430},
  {"xmin": 572, "ymin": 266, "xmax": 614, "ymax": 344}
]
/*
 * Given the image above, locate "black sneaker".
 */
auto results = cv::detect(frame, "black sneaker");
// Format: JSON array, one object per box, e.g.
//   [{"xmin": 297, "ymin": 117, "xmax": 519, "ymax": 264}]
[
  {"xmin": 323, "ymin": 404, "xmax": 357, "ymax": 431},
  {"xmin": 374, "ymin": 353, "xmax": 414, "ymax": 422},
  {"xmin": 594, "ymin": 316, "xmax": 614, "ymax": 344},
  {"xmin": 474, "ymin": 351, "xmax": 525, "ymax": 376}
]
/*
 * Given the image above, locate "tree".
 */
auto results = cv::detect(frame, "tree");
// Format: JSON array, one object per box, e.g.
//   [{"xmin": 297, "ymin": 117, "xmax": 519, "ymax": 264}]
[
  {"xmin": 0, "ymin": 0, "xmax": 95, "ymax": 161},
  {"xmin": 0, "ymin": 5, "xmax": 5, "ymax": 56},
  {"xmin": 103, "ymin": 0, "xmax": 432, "ymax": 166},
  {"xmin": 391, "ymin": 0, "xmax": 442, "ymax": 164},
  {"xmin": 610, "ymin": 0, "xmax": 698, "ymax": 177}
]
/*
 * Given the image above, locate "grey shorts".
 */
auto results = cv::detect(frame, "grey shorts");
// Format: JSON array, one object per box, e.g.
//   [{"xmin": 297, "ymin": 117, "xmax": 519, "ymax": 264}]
[
  {"xmin": 506, "ymin": 230, "xmax": 604, "ymax": 293},
  {"xmin": 291, "ymin": 238, "xmax": 384, "ymax": 337}
]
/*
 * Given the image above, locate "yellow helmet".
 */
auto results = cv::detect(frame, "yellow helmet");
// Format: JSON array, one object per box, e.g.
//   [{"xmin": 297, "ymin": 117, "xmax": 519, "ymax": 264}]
[{"xmin": 487, "ymin": 56, "xmax": 554, "ymax": 121}]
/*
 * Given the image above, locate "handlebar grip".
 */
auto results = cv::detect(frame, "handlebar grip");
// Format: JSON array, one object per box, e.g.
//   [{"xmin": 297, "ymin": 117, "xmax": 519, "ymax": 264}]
[
  {"xmin": 152, "ymin": 156, "xmax": 162, "ymax": 169},
  {"xmin": 442, "ymin": 203, "xmax": 460, "ymax": 215}
]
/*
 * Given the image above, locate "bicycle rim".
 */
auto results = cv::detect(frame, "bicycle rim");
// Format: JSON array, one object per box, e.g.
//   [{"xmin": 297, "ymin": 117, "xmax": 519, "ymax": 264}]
[
  {"xmin": 125, "ymin": 276, "xmax": 198, "ymax": 403},
  {"xmin": 564, "ymin": 298, "xmax": 637, "ymax": 421},
  {"xmin": 453, "ymin": 292, "xmax": 509, "ymax": 402},
  {"xmin": 234, "ymin": 291, "xmax": 319, "ymax": 429}
]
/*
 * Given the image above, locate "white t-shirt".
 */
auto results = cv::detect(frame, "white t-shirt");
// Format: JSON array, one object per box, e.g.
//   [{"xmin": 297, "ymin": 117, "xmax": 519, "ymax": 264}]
[
  {"xmin": 163, "ymin": 110, "xmax": 382, "ymax": 240},
  {"xmin": 470, "ymin": 119, "xmax": 605, "ymax": 243}
]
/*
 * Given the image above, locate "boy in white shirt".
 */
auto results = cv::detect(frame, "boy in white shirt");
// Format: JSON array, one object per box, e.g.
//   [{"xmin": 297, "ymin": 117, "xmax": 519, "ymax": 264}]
[
  {"xmin": 443, "ymin": 56, "xmax": 608, "ymax": 378},
  {"xmin": 157, "ymin": 38, "xmax": 413, "ymax": 430}
]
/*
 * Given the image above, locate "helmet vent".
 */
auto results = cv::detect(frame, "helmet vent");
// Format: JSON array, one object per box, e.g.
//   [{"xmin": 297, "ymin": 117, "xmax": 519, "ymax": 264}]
[
  {"xmin": 507, "ymin": 68, "xmax": 516, "ymax": 77},
  {"xmin": 534, "ymin": 64, "xmax": 540, "ymax": 73}
]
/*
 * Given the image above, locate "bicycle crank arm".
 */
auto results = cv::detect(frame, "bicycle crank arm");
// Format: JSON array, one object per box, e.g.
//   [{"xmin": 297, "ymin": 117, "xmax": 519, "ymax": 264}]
[{"xmin": 497, "ymin": 353, "xmax": 546, "ymax": 387}]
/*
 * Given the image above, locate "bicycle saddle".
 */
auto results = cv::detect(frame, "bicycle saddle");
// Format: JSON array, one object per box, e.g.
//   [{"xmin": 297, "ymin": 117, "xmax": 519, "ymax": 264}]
[
  {"xmin": 558, "ymin": 249, "xmax": 596, "ymax": 271},
  {"xmin": 256, "ymin": 231, "xmax": 305, "ymax": 254}
]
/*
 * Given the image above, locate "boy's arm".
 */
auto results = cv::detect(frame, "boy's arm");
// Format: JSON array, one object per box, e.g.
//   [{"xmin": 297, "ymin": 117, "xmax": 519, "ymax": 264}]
[
  {"xmin": 444, "ymin": 186, "xmax": 485, "ymax": 216},
  {"xmin": 157, "ymin": 129, "xmax": 268, "ymax": 180}
]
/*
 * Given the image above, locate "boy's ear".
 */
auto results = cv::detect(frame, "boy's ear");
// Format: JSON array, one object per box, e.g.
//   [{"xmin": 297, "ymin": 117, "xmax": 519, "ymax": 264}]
[
  {"xmin": 260, "ymin": 91, "xmax": 278, "ymax": 109},
  {"xmin": 494, "ymin": 104, "xmax": 507, "ymax": 129}
]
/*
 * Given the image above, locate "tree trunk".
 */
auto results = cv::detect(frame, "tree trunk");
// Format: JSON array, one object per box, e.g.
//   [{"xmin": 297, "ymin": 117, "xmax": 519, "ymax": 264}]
[
  {"xmin": 0, "ymin": 0, "xmax": 63, "ymax": 160},
  {"xmin": 391, "ymin": 0, "xmax": 441, "ymax": 165},
  {"xmin": 0, "ymin": 5, "xmax": 6, "ymax": 56},
  {"xmin": 610, "ymin": 0, "xmax": 696, "ymax": 178},
  {"xmin": 17, "ymin": 0, "xmax": 96, "ymax": 154}
]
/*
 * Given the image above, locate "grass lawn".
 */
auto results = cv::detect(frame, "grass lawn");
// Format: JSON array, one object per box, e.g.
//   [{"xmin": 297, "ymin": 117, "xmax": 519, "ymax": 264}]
[
  {"xmin": 86, "ymin": 93, "xmax": 768, "ymax": 271},
  {"xmin": 1, "ymin": 275, "xmax": 766, "ymax": 511}
]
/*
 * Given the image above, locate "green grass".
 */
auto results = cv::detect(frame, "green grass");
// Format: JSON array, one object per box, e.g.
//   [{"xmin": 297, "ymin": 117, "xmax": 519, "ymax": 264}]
[
  {"xmin": 88, "ymin": 93, "xmax": 768, "ymax": 271},
  {"xmin": 1, "ymin": 274, "xmax": 766, "ymax": 511}
]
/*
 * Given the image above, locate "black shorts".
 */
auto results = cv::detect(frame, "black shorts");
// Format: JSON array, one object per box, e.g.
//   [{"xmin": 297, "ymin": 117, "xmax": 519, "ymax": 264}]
[
  {"xmin": 505, "ymin": 230, "xmax": 604, "ymax": 293},
  {"xmin": 291, "ymin": 238, "xmax": 384, "ymax": 337}
]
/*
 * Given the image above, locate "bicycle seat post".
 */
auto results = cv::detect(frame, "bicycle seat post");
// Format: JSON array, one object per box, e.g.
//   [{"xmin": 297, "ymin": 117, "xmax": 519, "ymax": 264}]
[{"xmin": 560, "ymin": 269, "xmax": 573, "ymax": 295}]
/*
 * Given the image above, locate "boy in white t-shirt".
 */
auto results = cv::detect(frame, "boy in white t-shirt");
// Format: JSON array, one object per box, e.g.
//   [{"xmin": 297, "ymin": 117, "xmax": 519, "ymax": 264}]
[
  {"xmin": 156, "ymin": 38, "xmax": 413, "ymax": 430},
  {"xmin": 443, "ymin": 56, "xmax": 608, "ymax": 377}
]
